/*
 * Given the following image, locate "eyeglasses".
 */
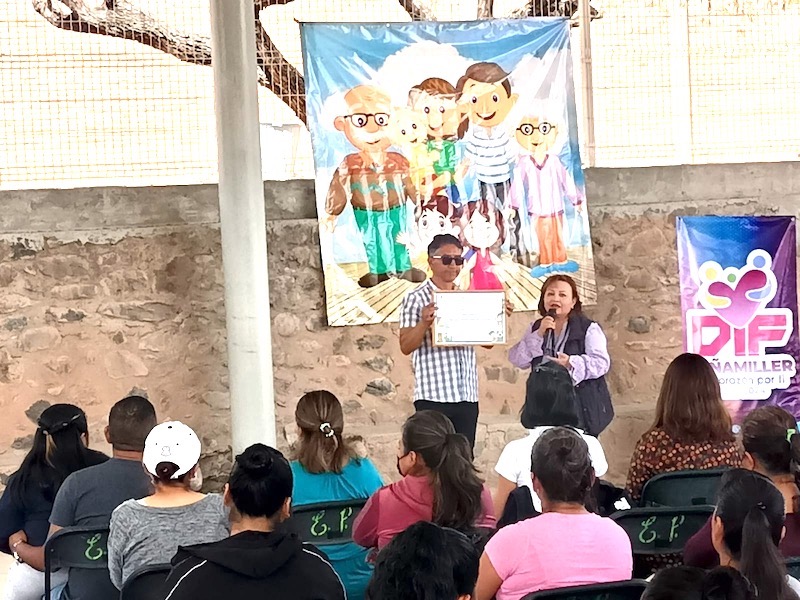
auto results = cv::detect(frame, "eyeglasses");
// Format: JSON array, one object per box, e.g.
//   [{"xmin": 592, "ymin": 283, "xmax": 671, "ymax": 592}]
[
  {"xmin": 345, "ymin": 113, "xmax": 390, "ymax": 128},
  {"xmin": 517, "ymin": 122, "xmax": 554, "ymax": 136},
  {"xmin": 432, "ymin": 254, "xmax": 464, "ymax": 266}
]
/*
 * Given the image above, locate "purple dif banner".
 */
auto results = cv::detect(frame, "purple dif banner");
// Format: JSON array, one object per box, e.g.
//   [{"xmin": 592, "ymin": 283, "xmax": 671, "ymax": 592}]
[{"xmin": 677, "ymin": 216, "xmax": 800, "ymax": 422}]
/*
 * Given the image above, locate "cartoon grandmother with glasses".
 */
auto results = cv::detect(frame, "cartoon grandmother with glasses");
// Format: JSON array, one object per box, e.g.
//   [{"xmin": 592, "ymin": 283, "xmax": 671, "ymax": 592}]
[
  {"xmin": 509, "ymin": 114, "xmax": 585, "ymax": 279},
  {"xmin": 324, "ymin": 85, "xmax": 426, "ymax": 288}
]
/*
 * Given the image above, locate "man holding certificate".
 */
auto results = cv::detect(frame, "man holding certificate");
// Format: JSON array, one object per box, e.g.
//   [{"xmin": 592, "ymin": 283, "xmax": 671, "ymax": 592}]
[{"xmin": 400, "ymin": 234, "xmax": 513, "ymax": 449}]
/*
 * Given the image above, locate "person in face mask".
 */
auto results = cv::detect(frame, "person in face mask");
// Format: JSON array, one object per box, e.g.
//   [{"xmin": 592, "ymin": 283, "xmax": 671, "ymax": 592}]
[{"xmin": 353, "ymin": 410, "xmax": 495, "ymax": 552}]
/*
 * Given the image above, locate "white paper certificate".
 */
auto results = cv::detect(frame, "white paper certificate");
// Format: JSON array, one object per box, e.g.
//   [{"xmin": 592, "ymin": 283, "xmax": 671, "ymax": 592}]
[{"xmin": 432, "ymin": 290, "xmax": 507, "ymax": 347}]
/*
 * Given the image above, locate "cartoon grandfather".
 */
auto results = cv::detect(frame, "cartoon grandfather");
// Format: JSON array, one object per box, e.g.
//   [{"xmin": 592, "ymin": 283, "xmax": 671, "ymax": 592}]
[{"xmin": 324, "ymin": 85, "xmax": 425, "ymax": 288}]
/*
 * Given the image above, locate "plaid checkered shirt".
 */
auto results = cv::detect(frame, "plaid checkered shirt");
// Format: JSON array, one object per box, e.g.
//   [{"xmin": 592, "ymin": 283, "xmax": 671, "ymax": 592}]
[{"xmin": 400, "ymin": 280, "xmax": 478, "ymax": 404}]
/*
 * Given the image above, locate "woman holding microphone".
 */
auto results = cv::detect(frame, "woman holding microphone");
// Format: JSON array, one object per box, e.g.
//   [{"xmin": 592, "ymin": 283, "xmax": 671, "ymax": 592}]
[{"xmin": 509, "ymin": 275, "xmax": 614, "ymax": 436}]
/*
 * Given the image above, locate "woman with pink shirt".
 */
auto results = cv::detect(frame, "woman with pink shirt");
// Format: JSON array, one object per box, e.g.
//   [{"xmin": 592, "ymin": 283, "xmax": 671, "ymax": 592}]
[
  {"xmin": 352, "ymin": 410, "xmax": 495, "ymax": 551},
  {"xmin": 475, "ymin": 427, "xmax": 632, "ymax": 600}
]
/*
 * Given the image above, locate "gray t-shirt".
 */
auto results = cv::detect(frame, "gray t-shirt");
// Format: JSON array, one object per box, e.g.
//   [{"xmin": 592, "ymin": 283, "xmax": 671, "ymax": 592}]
[
  {"xmin": 50, "ymin": 458, "xmax": 153, "ymax": 600},
  {"xmin": 108, "ymin": 493, "xmax": 229, "ymax": 589}
]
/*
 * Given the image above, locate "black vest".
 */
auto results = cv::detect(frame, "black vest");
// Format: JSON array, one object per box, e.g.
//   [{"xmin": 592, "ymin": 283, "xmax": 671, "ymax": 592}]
[{"xmin": 530, "ymin": 313, "xmax": 614, "ymax": 436}]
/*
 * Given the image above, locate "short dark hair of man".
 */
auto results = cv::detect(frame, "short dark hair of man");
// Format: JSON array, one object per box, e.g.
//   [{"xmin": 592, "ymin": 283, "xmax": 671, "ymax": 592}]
[
  {"xmin": 107, "ymin": 395, "xmax": 157, "ymax": 452},
  {"xmin": 365, "ymin": 521, "xmax": 479, "ymax": 600},
  {"xmin": 427, "ymin": 234, "xmax": 463, "ymax": 256}
]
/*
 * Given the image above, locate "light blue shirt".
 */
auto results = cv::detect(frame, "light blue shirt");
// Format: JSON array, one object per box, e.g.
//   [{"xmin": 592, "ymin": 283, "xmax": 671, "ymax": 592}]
[{"xmin": 291, "ymin": 457, "xmax": 384, "ymax": 600}]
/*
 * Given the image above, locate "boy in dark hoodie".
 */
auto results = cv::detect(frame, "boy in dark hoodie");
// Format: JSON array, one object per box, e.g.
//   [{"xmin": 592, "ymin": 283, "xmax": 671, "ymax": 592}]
[{"xmin": 161, "ymin": 444, "xmax": 345, "ymax": 600}]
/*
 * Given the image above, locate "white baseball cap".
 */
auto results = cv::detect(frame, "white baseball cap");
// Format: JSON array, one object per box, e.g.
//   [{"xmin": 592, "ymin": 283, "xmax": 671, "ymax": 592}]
[{"xmin": 142, "ymin": 421, "xmax": 201, "ymax": 479}]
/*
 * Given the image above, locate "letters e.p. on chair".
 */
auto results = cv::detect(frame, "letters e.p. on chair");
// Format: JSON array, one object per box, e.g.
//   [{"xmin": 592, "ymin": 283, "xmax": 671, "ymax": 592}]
[
  {"xmin": 521, "ymin": 579, "xmax": 649, "ymax": 599},
  {"xmin": 44, "ymin": 525, "xmax": 112, "ymax": 598},
  {"xmin": 286, "ymin": 498, "xmax": 367, "ymax": 546}
]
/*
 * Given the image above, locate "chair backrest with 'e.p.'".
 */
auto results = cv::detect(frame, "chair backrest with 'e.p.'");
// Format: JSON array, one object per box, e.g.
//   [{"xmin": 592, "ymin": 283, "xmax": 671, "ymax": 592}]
[
  {"xmin": 639, "ymin": 468, "xmax": 728, "ymax": 507},
  {"xmin": 120, "ymin": 563, "xmax": 172, "ymax": 600},
  {"xmin": 521, "ymin": 579, "xmax": 649, "ymax": 599},
  {"xmin": 286, "ymin": 499, "xmax": 367, "ymax": 546},
  {"xmin": 44, "ymin": 525, "xmax": 111, "ymax": 598},
  {"xmin": 610, "ymin": 506, "xmax": 714, "ymax": 556}
]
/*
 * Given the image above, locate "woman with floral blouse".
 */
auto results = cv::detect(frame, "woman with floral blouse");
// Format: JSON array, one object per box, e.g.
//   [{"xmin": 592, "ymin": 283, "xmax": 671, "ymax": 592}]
[{"xmin": 625, "ymin": 353, "xmax": 743, "ymax": 503}]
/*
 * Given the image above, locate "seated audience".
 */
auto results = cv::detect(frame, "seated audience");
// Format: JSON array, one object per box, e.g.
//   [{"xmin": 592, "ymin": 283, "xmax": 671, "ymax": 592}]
[
  {"xmin": 0, "ymin": 404, "xmax": 107, "ymax": 600},
  {"xmin": 353, "ymin": 410, "xmax": 495, "ymax": 551},
  {"xmin": 290, "ymin": 390, "xmax": 383, "ymax": 599},
  {"xmin": 475, "ymin": 427, "xmax": 632, "ymax": 600},
  {"xmin": 493, "ymin": 361, "xmax": 608, "ymax": 517},
  {"xmin": 107, "ymin": 421, "xmax": 228, "ymax": 589},
  {"xmin": 685, "ymin": 405, "xmax": 800, "ymax": 567},
  {"xmin": 365, "ymin": 521, "xmax": 479, "ymax": 600},
  {"xmin": 48, "ymin": 395, "xmax": 157, "ymax": 600},
  {"xmin": 710, "ymin": 469, "xmax": 800, "ymax": 598},
  {"xmin": 162, "ymin": 444, "xmax": 345, "ymax": 599},
  {"xmin": 643, "ymin": 566, "xmax": 756, "ymax": 600},
  {"xmin": 625, "ymin": 353, "xmax": 742, "ymax": 502}
]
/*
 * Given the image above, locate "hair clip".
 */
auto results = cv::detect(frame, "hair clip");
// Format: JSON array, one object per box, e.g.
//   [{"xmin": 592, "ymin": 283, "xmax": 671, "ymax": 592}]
[
  {"xmin": 319, "ymin": 422, "xmax": 335, "ymax": 438},
  {"xmin": 788, "ymin": 429, "xmax": 797, "ymax": 443},
  {"xmin": 756, "ymin": 501, "xmax": 767, "ymax": 511}
]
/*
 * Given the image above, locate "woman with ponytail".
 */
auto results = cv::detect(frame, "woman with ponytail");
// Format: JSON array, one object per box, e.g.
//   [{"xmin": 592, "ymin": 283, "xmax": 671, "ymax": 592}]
[
  {"xmin": 685, "ymin": 406, "xmax": 800, "ymax": 567},
  {"xmin": 1, "ymin": 404, "xmax": 107, "ymax": 600},
  {"xmin": 475, "ymin": 427, "xmax": 632, "ymax": 600},
  {"xmin": 291, "ymin": 390, "xmax": 383, "ymax": 599},
  {"xmin": 353, "ymin": 410, "xmax": 495, "ymax": 551},
  {"xmin": 710, "ymin": 469, "xmax": 800, "ymax": 599},
  {"xmin": 162, "ymin": 444, "xmax": 345, "ymax": 600}
]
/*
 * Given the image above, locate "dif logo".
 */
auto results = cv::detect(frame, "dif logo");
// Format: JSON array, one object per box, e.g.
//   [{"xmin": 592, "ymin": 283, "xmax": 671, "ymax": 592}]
[{"xmin": 685, "ymin": 249, "xmax": 796, "ymax": 400}]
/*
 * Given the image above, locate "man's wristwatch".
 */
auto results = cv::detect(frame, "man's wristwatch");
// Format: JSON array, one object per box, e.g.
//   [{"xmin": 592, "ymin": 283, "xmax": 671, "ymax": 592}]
[{"xmin": 11, "ymin": 540, "xmax": 24, "ymax": 563}]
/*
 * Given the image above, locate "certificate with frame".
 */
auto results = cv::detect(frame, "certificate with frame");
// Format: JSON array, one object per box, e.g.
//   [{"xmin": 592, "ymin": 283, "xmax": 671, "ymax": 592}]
[{"xmin": 432, "ymin": 290, "xmax": 507, "ymax": 347}]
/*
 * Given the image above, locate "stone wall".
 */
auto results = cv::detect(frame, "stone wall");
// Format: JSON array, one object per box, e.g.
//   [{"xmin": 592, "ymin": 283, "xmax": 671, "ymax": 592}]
[{"xmin": 1, "ymin": 162, "xmax": 798, "ymax": 492}]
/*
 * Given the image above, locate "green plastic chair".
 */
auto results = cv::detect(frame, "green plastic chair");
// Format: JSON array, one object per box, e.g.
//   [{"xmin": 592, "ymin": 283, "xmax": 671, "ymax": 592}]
[
  {"xmin": 522, "ymin": 579, "xmax": 648, "ymax": 599},
  {"xmin": 640, "ymin": 468, "xmax": 729, "ymax": 507}
]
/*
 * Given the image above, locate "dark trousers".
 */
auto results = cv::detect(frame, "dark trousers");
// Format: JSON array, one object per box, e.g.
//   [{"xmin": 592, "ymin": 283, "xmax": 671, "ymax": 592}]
[{"xmin": 414, "ymin": 400, "xmax": 479, "ymax": 450}]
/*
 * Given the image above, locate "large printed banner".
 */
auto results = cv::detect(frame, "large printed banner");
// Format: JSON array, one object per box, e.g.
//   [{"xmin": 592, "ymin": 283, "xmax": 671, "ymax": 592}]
[
  {"xmin": 300, "ymin": 19, "xmax": 597, "ymax": 326},
  {"xmin": 677, "ymin": 216, "xmax": 800, "ymax": 420}
]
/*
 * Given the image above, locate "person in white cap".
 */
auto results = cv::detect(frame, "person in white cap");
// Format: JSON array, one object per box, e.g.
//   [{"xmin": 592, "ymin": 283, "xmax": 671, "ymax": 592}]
[{"xmin": 107, "ymin": 421, "xmax": 229, "ymax": 590}]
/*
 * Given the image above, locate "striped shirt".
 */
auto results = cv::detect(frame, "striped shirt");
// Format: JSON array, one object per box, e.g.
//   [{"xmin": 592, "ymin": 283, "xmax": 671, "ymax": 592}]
[
  {"xmin": 464, "ymin": 125, "xmax": 516, "ymax": 184},
  {"xmin": 400, "ymin": 280, "xmax": 478, "ymax": 404}
]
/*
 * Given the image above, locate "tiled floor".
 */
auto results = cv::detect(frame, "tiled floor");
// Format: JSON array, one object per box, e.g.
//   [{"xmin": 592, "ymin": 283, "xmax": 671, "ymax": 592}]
[{"xmin": 0, "ymin": 551, "xmax": 12, "ymax": 597}]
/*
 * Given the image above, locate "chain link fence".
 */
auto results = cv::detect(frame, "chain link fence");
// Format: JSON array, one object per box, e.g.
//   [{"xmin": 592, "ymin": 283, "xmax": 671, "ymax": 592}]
[{"xmin": 0, "ymin": 0, "xmax": 797, "ymax": 189}]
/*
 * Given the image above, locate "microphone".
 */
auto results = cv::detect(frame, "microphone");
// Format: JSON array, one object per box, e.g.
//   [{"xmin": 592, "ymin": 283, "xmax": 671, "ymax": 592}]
[{"xmin": 542, "ymin": 308, "xmax": 557, "ymax": 358}]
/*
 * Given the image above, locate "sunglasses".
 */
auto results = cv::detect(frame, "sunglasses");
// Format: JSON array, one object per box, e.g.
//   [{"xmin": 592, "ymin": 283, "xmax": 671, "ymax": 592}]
[{"xmin": 432, "ymin": 254, "xmax": 464, "ymax": 266}]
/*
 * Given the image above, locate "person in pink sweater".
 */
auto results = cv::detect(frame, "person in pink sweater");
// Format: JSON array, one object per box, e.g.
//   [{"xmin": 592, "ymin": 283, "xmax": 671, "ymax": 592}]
[
  {"xmin": 475, "ymin": 427, "xmax": 632, "ymax": 600},
  {"xmin": 352, "ymin": 410, "xmax": 495, "ymax": 551}
]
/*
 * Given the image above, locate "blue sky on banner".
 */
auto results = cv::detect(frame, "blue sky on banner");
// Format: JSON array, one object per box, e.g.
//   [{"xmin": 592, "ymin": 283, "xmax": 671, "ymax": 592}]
[{"xmin": 301, "ymin": 18, "xmax": 580, "ymax": 177}]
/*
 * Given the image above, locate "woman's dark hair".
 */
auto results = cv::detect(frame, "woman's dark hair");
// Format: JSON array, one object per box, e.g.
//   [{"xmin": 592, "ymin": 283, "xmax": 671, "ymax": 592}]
[
  {"xmin": 643, "ymin": 566, "xmax": 705, "ymax": 600},
  {"xmin": 643, "ymin": 566, "xmax": 756, "ymax": 600},
  {"xmin": 531, "ymin": 427, "xmax": 594, "ymax": 504},
  {"xmin": 714, "ymin": 469, "xmax": 798, "ymax": 600},
  {"xmin": 521, "ymin": 362, "xmax": 580, "ymax": 429},
  {"xmin": 365, "ymin": 521, "xmax": 479, "ymax": 600},
  {"xmin": 703, "ymin": 567, "xmax": 757, "ymax": 600},
  {"xmin": 228, "ymin": 443, "xmax": 293, "ymax": 519},
  {"xmin": 652, "ymin": 353, "xmax": 733, "ymax": 443},
  {"xmin": 537, "ymin": 275, "xmax": 582, "ymax": 315},
  {"xmin": 401, "ymin": 411, "xmax": 484, "ymax": 530},
  {"xmin": 11, "ymin": 403, "xmax": 97, "ymax": 504},
  {"xmin": 294, "ymin": 390, "xmax": 358, "ymax": 474},
  {"xmin": 742, "ymin": 406, "xmax": 800, "ymax": 509}
]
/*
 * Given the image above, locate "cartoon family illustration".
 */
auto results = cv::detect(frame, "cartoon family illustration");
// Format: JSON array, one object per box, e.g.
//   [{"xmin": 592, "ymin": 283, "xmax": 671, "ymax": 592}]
[{"xmin": 323, "ymin": 61, "xmax": 586, "ymax": 289}]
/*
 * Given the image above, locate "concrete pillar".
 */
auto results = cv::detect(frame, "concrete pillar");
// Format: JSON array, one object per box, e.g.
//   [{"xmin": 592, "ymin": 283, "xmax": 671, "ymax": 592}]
[{"xmin": 209, "ymin": 0, "xmax": 276, "ymax": 452}]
